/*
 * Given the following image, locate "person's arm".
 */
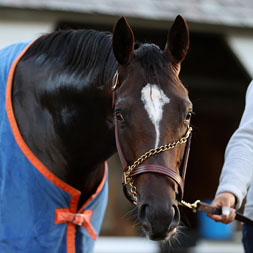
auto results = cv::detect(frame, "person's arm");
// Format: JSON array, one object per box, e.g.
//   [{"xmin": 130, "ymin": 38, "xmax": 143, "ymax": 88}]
[{"xmin": 208, "ymin": 81, "xmax": 253, "ymax": 224}]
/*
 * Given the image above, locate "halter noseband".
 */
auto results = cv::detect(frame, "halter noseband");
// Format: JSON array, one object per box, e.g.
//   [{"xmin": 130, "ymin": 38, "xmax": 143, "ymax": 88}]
[{"xmin": 112, "ymin": 70, "xmax": 192, "ymax": 205}]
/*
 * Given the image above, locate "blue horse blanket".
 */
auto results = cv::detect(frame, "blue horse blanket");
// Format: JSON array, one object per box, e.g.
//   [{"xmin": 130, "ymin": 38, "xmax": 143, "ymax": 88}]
[{"xmin": 0, "ymin": 42, "xmax": 108, "ymax": 253}]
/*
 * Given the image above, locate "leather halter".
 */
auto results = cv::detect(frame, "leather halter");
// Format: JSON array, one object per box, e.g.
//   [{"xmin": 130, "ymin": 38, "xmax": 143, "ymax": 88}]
[{"xmin": 112, "ymin": 70, "xmax": 192, "ymax": 205}]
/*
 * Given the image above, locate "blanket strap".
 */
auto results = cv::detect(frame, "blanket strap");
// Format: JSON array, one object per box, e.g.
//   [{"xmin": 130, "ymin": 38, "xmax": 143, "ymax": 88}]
[{"xmin": 55, "ymin": 209, "xmax": 97, "ymax": 240}]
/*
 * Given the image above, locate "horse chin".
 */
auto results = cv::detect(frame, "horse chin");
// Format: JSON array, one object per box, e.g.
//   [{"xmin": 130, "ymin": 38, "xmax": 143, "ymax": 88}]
[{"xmin": 143, "ymin": 227, "xmax": 177, "ymax": 242}]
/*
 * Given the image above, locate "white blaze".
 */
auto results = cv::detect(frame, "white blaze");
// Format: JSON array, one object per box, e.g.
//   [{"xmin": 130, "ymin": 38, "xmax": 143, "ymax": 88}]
[{"xmin": 141, "ymin": 83, "xmax": 170, "ymax": 148}]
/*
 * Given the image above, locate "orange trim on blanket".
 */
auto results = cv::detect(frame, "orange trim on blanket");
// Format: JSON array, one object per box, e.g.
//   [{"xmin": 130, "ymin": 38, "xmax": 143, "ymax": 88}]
[
  {"xmin": 5, "ymin": 43, "xmax": 80, "ymax": 199},
  {"xmin": 79, "ymin": 162, "xmax": 108, "ymax": 212},
  {"xmin": 5, "ymin": 42, "xmax": 107, "ymax": 253}
]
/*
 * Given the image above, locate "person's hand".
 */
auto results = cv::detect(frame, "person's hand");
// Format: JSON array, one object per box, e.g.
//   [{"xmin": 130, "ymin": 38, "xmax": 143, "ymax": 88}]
[{"xmin": 207, "ymin": 192, "xmax": 236, "ymax": 224}]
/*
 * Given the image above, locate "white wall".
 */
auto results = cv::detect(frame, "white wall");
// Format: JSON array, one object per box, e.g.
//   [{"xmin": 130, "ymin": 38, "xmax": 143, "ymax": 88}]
[
  {"xmin": 0, "ymin": 20, "xmax": 54, "ymax": 49},
  {"xmin": 226, "ymin": 34, "xmax": 253, "ymax": 78}
]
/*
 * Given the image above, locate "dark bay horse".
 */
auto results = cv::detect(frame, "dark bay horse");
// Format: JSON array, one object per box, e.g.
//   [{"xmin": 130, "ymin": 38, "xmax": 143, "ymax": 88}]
[{"xmin": 0, "ymin": 15, "xmax": 192, "ymax": 252}]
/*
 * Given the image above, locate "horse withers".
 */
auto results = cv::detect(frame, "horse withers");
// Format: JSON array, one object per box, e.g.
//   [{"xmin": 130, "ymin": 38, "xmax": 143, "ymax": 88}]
[{"xmin": 0, "ymin": 15, "xmax": 192, "ymax": 252}]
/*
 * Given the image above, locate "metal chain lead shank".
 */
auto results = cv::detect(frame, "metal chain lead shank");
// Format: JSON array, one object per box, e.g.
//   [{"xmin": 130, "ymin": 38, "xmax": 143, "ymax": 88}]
[{"xmin": 123, "ymin": 126, "xmax": 193, "ymax": 203}]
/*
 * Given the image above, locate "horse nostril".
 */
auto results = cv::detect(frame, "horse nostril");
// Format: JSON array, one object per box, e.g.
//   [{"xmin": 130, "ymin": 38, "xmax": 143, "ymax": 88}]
[
  {"xmin": 138, "ymin": 203, "xmax": 152, "ymax": 232},
  {"xmin": 138, "ymin": 202, "xmax": 180, "ymax": 240},
  {"xmin": 170, "ymin": 204, "xmax": 180, "ymax": 230},
  {"xmin": 139, "ymin": 203, "xmax": 149, "ymax": 221}
]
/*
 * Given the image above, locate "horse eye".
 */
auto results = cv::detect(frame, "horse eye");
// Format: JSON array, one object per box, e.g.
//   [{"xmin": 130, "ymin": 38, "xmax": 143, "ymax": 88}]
[
  {"xmin": 115, "ymin": 111, "xmax": 125, "ymax": 121},
  {"xmin": 186, "ymin": 111, "xmax": 192, "ymax": 121}
]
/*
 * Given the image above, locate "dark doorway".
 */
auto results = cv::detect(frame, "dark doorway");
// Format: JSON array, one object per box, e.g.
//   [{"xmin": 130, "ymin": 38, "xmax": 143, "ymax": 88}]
[{"xmin": 57, "ymin": 20, "xmax": 251, "ymax": 250}]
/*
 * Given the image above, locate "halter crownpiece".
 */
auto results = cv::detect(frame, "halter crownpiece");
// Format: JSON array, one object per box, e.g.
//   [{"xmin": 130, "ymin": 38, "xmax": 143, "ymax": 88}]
[{"xmin": 112, "ymin": 69, "xmax": 193, "ymax": 205}]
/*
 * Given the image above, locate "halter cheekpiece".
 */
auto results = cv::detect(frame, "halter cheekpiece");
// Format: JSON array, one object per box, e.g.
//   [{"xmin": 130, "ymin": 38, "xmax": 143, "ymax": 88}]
[{"xmin": 112, "ymin": 70, "xmax": 192, "ymax": 205}]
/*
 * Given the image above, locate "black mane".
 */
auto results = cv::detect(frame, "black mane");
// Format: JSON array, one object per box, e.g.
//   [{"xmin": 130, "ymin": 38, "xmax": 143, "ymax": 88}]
[
  {"xmin": 22, "ymin": 29, "xmax": 174, "ymax": 88},
  {"xmin": 22, "ymin": 29, "xmax": 117, "ymax": 88}
]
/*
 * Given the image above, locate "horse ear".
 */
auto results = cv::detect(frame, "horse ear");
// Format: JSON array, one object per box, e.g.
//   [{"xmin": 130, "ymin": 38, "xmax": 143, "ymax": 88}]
[
  {"xmin": 165, "ymin": 15, "xmax": 189, "ymax": 64},
  {"xmin": 113, "ymin": 17, "xmax": 134, "ymax": 65}
]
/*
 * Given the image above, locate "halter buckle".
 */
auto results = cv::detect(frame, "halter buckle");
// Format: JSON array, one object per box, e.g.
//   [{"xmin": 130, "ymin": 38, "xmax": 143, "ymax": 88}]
[
  {"xmin": 123, "ymin": 172, "xmax": 128, "ymax": 185},
  {"xmin": 112, "ymin": 70, "xmax": 119, "ymax": 91},
  {"xmin": 123, "ymin": 170, "xmax": 131, "ymax": 185}
]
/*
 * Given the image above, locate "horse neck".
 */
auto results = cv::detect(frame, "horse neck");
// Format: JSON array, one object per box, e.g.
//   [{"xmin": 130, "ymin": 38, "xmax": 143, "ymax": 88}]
[{"xmin": 13, "ymin": 57, "xmax": 116, "ymax": 204}]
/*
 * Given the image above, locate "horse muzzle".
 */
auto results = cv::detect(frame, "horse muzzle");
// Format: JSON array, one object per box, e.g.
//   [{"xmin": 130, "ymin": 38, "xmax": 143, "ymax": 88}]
[
  {"xmin": 138, "ymin": 200, "xmax": 180, "ymax": 241},
  {"xmin": 134, "ymin": 168, "xmax": 181, "ymax": 241}
]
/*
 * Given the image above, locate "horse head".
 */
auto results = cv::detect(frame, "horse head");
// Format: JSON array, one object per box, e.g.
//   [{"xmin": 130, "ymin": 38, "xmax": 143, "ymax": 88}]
[{"xmin": 112, "ymin": 16, "xmax": 192, "ymax": 241}]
